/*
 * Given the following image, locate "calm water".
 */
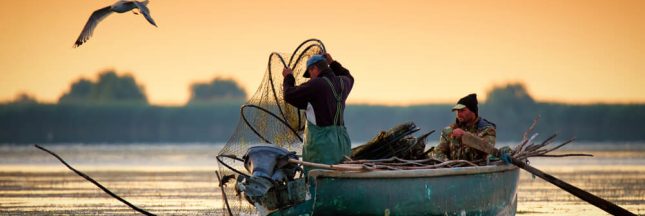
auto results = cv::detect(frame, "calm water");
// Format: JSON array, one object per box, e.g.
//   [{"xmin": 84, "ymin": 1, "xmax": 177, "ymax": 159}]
[{"xmin": 0, "ymin": 143, "xmax": 643, "ymax": 215}]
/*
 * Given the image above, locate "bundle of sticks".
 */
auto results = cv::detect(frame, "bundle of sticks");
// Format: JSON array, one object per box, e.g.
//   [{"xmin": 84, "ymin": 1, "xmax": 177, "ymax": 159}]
[
  {"xmin": 508, "ymin": 117, "xmax": 592, "ymax": 161},
  {"xmin": 338, "ymin": 117, "xmax": 592, "ymax": 171},
  {"xmin": 350, "ymin": 122, "xmax": 424, "ymax": 160},
  {"xmin": 342, "ymin": 157, "xmax": 478, "ymax": 170}
]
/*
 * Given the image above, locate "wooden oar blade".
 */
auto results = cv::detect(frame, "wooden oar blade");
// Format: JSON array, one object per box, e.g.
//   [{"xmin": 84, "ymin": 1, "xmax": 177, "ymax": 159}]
[{"xmin": 461, "ymin": 133, "xmax": 499, "ymax": 155}]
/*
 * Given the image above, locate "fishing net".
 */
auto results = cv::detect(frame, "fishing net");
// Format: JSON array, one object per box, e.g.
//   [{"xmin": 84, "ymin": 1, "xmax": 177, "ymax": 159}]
[{"xmin": 216, "ymin": 39, "xmax": 326, "ymax": 214}]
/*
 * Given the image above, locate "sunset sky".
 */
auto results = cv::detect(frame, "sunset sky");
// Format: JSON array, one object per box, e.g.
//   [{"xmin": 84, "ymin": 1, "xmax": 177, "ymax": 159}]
[{"xmin": 1, "ymin": 0, "xmax": 643, "ymax": 105}]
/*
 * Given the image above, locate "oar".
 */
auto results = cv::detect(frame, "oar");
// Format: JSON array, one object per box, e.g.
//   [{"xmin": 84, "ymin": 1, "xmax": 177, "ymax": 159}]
[
  {"xmin": 461, "ymin": 133, "xmax": 636, "ymax": 216},
  {"xmin": 35, "ymin": 145, "xmax": 157, "ymax": 216}
]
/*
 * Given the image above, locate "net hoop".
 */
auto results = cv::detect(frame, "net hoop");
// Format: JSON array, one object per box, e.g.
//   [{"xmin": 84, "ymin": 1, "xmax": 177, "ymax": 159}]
[{"xmin": 237, "ymin": 39, "xmax": 326, "ymax": 144}]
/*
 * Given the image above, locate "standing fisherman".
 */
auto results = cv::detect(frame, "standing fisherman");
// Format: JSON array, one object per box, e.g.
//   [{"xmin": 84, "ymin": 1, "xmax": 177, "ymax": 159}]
[{"xmin": 282, "ymin": 53, "xmax": 354, "ymax": 171}]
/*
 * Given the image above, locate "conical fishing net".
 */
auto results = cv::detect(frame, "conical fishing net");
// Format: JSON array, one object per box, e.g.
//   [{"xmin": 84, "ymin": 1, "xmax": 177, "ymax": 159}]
[{"xmin": 216, "ymin": 39, "xmax": 326, "ymax": 214}]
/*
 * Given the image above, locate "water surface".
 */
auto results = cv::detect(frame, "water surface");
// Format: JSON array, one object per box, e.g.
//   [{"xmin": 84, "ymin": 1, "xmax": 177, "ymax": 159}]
[{"xmin": 0, "ymin": 143, "xmax": 643, "ymax": 215}]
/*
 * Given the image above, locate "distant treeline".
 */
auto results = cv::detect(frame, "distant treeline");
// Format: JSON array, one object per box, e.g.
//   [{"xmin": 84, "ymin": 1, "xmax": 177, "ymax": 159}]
[
  {"xmin": 2, "ymin": 98, "xmax": 644, "ymax": 144},
  {"xmin": 0, "ymin": 104, "xmax": 239, "ymax": 143},
  {"xmin": 2, "ymin": 71, "xmax": 644, "ymax": 143},
  {"xmin": 346, "ymin": 103, "xmax": 645, "ymax": 143}
]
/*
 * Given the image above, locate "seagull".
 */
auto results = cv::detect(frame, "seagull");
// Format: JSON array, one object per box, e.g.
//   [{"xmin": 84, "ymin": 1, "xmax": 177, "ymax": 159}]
[{"xmin": 74, "ymin": 0, "xmax": 157, "ymax": 47}]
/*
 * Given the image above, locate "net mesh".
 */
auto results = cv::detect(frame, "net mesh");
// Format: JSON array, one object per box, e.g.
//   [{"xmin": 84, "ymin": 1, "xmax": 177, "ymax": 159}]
[{"xmin": 216, "ymin": 39, "xmax": 326, "ymax": 214}]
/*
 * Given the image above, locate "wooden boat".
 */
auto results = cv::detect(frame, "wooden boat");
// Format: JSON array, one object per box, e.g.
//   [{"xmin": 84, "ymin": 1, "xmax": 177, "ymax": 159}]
[{"xmin": 268, "ymin": 164, "xmax": 519, "ymax": 216}]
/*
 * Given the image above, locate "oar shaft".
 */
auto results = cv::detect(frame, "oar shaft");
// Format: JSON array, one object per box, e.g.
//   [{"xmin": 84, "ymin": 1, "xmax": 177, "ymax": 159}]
[
  {"xmin": 460, "ymin": 133, "xmax": 635, "ymax": 215},
  {"xmin": 35, "ymin": 145, "xmax": 156, "ymax": 216},
  {"xmin": 510, "ymin": 158, "xmax": 635, "ymax": 216}
]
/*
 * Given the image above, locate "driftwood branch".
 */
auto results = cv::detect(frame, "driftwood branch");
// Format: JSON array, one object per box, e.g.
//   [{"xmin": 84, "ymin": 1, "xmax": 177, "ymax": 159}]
[
  {"xmin": 541, "ymin": 138, "xmax": 576, "ymax": 154},
  {"xmin": 509, "ymin": 116, "xmax": 586, "ymax": 161},
  {"xmin": 526, "ymin": 134, "xmax": 557, "ymax": 152},
  {"xmin": 35, "ymin": 144, "xmax": 156, "ymax": 216},
  {"xmin": 288, "ymin": 159, "xmax": 368, "ymax": 171},
  {"xmin": 400, "ymin": 160, "xmax": 478, "ymax": 169},
  {"xmin": 517, "ymin": 116, "xmax": 540, "ymax": 151},
  {"xmin": 360, "ymin": 159, "xmax": 478, "ymax": 170},
  {"xmin": 290, "ymin": 156, "xmax": 477, "ymax": 172},
  {"xmin": 343, "ymin": 157, "xmax": 442, "ymax": 165},
  {"xmin": 534, "ymin": 154, "xmax": 593, "ymax": 157}
]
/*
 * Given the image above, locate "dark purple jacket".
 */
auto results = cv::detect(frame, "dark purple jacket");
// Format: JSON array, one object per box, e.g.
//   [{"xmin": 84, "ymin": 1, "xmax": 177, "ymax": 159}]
[{"xmin": 283, "ymin": 61, "xmax": 354, "ymax": 126}]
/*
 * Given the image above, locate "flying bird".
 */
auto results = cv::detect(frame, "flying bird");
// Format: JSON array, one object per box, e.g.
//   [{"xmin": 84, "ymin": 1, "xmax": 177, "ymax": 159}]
[{"xmin": 74, "ymin": 0, "xmax": 157, "ymax": 47}]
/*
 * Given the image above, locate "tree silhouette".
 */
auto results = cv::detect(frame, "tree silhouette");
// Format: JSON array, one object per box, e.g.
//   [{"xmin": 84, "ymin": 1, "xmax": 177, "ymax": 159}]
[
  {"xmin": 4, "ymin": 93, "xmax": 39, "ymax": 105},
  {"xmin": 188, "ymin": 78, "xmax": 246, "ymax": 105},
  {"xmin": 486, "ymin": 83, "xmax": 535, "ymax": 106},
  {"xmin": 59, "ymin": 71, "xmax": 148, "ymax": 105},
  {"xmin": 480, "ymin": 83, "xmax": 538, "ymax": 140}
]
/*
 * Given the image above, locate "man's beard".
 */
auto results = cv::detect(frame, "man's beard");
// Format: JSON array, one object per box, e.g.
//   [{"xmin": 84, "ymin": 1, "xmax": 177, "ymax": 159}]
[
  {"xmin": 455, "ymin": 118, "xmax": 466, "ymax": 127},
  {"xmin": 455, "ymin": 116, "xmax": 474, "ymax": 128}
]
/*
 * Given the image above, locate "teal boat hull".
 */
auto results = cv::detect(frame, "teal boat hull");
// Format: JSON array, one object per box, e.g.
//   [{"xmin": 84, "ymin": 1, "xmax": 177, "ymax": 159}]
[{"xmin": 269, "ymin": 165, "xmax": 519, "ymax": 216}]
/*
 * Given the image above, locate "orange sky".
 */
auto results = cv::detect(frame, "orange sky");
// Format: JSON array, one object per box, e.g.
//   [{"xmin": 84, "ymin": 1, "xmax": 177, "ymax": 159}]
[{"xmin": 1, "ymin": 0, "xmax": 644, "ymax": 105}]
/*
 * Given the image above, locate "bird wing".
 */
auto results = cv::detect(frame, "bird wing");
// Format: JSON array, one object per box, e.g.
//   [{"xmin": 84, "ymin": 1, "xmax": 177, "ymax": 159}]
[
  {"xmin": 74, "ymin": 6, "xmax": 113, "ymax": 47},
  {"xmin": 132, "ymin": 1, "xmax": 157, "ymax": 27}
]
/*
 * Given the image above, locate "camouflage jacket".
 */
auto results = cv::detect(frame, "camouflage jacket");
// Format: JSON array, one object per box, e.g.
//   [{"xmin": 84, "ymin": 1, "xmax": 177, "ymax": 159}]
[{"xmin": 431, "ymin": 117, "xmax": 496, "ymax": 161}]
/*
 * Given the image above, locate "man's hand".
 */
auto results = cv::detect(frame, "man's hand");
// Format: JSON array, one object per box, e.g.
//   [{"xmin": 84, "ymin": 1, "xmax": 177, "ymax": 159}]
[
  {"xmin": 282, "ymin": 67, "xmax": 293, "ymax": 77},
  {"xmin": 323, "ymin": 53, "xmax": 334, "ymax": 63},
  {"xmin": 451, "ymin": 128, "xmax": 465, "ymax": 139}
]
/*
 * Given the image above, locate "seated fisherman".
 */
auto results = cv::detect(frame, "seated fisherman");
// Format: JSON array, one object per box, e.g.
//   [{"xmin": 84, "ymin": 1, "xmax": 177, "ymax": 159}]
[{"xmin": 432, "ymin": 93, "xmax": 496, "ymax": 161}]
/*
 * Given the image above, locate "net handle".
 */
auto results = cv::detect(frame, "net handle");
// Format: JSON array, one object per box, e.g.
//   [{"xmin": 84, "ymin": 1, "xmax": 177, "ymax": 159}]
[
  {"xmin": 289, "ymin": 44, "xmax": 326, "ymax": 73},
  {"xmin": 268, "ymin": 52, "xmax": 290, "ymax": 125},
  {"xmin": 265, "ymin": 40, "xmax": 326, "ymax": 137},
  {"xmin": 240, "ymin": 104, "xmax": 304, "ymax": 144},
  {"xmin": 216, "ymin": 154, "xmax": 250, "ymax": 177},
  {"xmin": 288, "ymin": 38, "xmax": 327, "ymax": 66}
]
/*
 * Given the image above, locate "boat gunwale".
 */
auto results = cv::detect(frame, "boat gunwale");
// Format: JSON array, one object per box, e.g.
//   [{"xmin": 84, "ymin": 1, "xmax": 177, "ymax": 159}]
[{"xmin": 308, "ymin": 164, "xmax": 518, "ymax": 179}]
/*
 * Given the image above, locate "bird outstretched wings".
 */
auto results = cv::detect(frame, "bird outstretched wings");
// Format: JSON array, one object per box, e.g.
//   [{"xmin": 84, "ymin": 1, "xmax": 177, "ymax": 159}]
[
  {"xmin": 74, "ymin": 6, "xmax": 113, "ymax": 47},
  {"xmin": 132, "ymin": 1, "xmax": 157, "ymax": 27},
  {"xmin": 73, "ymin": 1, "xmax": 157, "ymax": 48}
]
